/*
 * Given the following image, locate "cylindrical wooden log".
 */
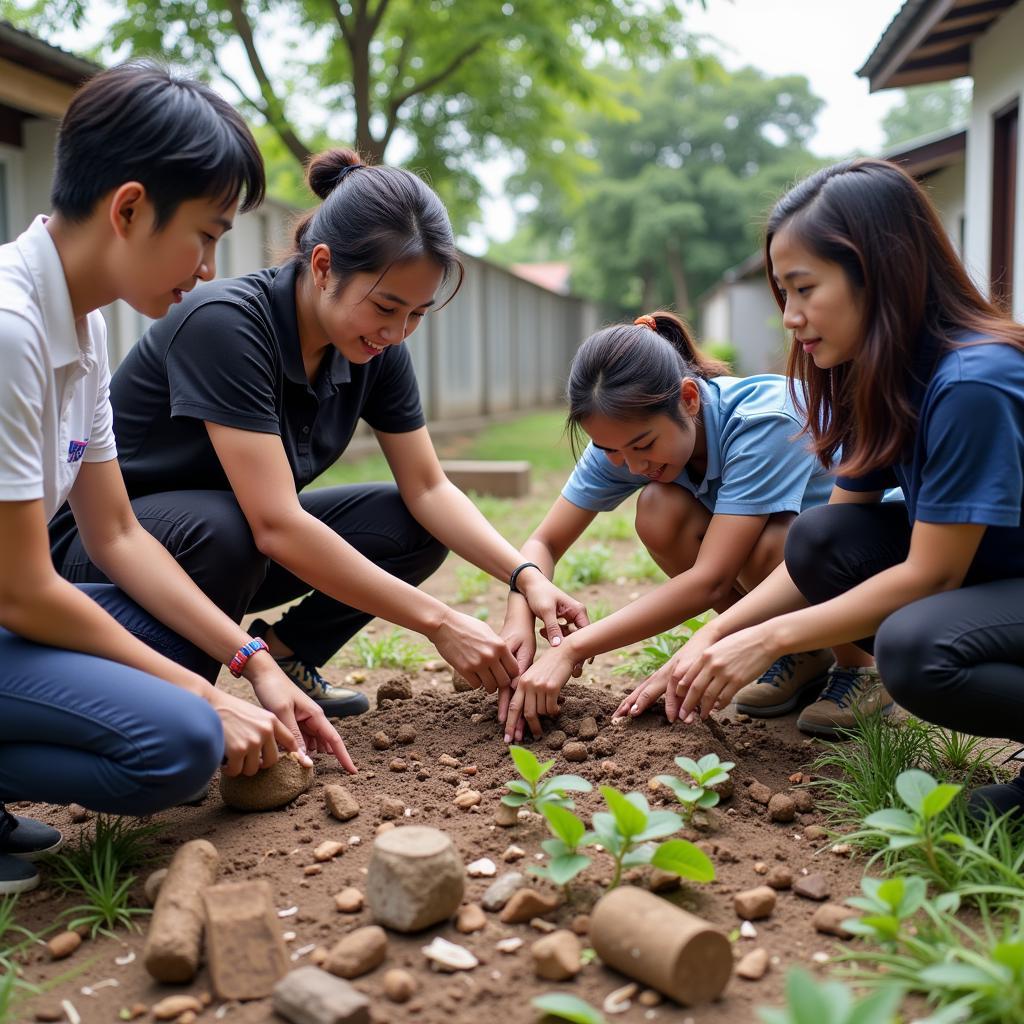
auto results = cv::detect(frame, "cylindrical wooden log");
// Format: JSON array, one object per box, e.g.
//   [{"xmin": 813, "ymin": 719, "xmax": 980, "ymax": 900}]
[
  {"xmin": 590, "ymin": 887, "xmax": 732, "ymax": 1005},
  {"xmin": 143, "ymin": 839, "xmax": 220, "ymax": 982}
]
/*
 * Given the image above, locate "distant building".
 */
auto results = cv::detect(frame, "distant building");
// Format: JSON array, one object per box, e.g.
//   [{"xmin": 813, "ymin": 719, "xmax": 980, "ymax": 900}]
[{"xmin": 510, "ymin": 261, "xmax": 573, "ymax": 295}]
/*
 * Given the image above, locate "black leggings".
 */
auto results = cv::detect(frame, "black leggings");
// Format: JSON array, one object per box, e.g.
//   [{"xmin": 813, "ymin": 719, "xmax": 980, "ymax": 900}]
[
  {"xmin": 50, "ymin": 483, "xmax": 448, "ymax": 680},
  {"xmin": 785, "ymin": 502, "xmax": 1024, "ymax": 743}
]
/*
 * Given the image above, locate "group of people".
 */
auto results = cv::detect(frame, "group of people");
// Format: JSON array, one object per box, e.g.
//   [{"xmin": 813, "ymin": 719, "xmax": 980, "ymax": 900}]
[{"xmin": 2, "ymin": 62, "xmax": 1021, "ymax": 896}]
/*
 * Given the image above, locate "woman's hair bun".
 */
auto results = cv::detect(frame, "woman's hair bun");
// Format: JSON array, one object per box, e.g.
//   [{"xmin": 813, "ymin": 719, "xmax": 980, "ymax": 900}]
[{"xmin": 305, "ymin": 147, "xmax": 364, "ymax": 201}]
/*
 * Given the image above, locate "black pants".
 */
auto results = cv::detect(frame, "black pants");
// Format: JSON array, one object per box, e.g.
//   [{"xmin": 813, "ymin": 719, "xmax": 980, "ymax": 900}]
[
  {"xmin": 50, "ymin": 484, "xmax": 448, "ymax": 681},
  {"xmin": 785, "ymin": 502, "xmax": 1024, "ymax": 743}
]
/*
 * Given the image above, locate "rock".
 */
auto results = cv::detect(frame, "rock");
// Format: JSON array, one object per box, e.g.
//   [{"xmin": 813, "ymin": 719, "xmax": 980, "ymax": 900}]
[
  {"xmin": 603, "ymin": 982, "xmax": 638, "ymax": 1014},
  {"xmin": 638, "ymin": 990, "xmax": 662, "ymax": 1007},
  {"xmin": 371, "ymin": 731, "xmax": 392, "ymax": 750},
  {"xmin": 793, "ymin": 873, "xmax": 831, "ymax": 902},
  {"xmin": 455, "ymin": 904, "xmax": 487, "ymax": 934},
  {"xmin": 422, "ymin": 936, "xmax": 479, "ymax": 972},
  {"xmin": 754, "ymin": 861, "xmax": 768, "ymax": 874},
  {"xmin": 740, "ymin": 920, "xmax": 758, "ymax": 939},
  {"xmin": 438, "ymin": 754, "xmax": 461, "ymax": 768},
  {"xmin": 499, "ymin": 887, "xmax": 562, "ymax": 924},
  {"xmin": 326, "ymin": 926, "xmax": 387, "ymax": 979},
  {"xmin": 143, "ymin": 867, "xmax": 168, "ymax": 906},
  {"xmin": 152, "ymin": 996, "xmax": 203, "ymax": 1020},
  {"xmin": 377, "ymin": 675, "xmax": 413, "ymax": 704},
  {"xmin": 334, "ymin": 888, "xmax": 364, "ymax": 913},
  {"xmin": 451, "ymin": 671, "xmax": 474, "ymax": 693},
  {"xmin": 734, "ymin": 886, "xmax": 777, "ymax": 921},
  {"xmin": 389, "ymin": 757, "xmax": 407, "ymax": 772},
  {"xmin": 813, "ymin": 903, "xmax": 857, "ymax": 938},
  {"xmin": 314, "ymin": 840, "xmax": 345, "ymax": 863},
  {"xmin": 144, "ymin": 839, "xmax": 220, "ymax": 983},
  {"xmin": 793, "ymin": 790, "xmax": 815, "ymax": 813},
  {"xmin": 531, "ymin": 917, "xmax": 557, "ymax": 933},
  {"xmin": 344, "ymin": 671, "xmax": 367, "ymax": 685},
  {"xmin": 33, "ymin": 1006, "xmax": 65, "ymax": 1023},
  {"xmin": 767, "ymin": 793, "xmax": 796, "ymax": 823},
  {"xmin": 380, "ymin": 796, "xmax": 406, "ymax": 820},
  {"xmin": 424, "ymin": 660, "xmax": 445, "ymax": 672},
  {"xmin": 803, "ymin": 825, "xmax": 828, "ymax": 841},
  {"xmin": 202, "ymin": 880, "xmax": 289, "ymax": 999},
  {"xmin": 376, "ymin": 822, "xmax": 396, "ymax": 836},
  {"xmin": 531, "ymin": 930, "xmax": 581, "ymax": 981},
  {"xmin": 496, "ymin": 937, "xmax": 523, "ymax": 953},
  {"xmin": 46, "ymin": 931, "xmax": 81, "ymax": 960},
  {"xmin": 324, "ymin": 785, "xmax": 360, "ymax": 822},
  {"xmin": 591, "ymin": 735, "xmax": 615, "ymax": 757},
  {"xmin": 395, "ymin": 723, "xmax": 417, "ymax": 744},
  {"xmin": 578, "ymin": 717, "xmax": 599, "ymax": 741},
  {"xmin": 546, "ymin": 730, "xmax": 568, "ymax": 750},
  {"xmin": 711, "ymin": 776, "xmax": 735, "ymax": 801},
  {"xmin": 736, "ymin": 948, "xmax": 770, "ymax": 981},
  {"xmin": 467, "ymin": 857, "xmax": 497, "ymax": 877},
  {"xmin": 383, "ymin": 968, "xmax": 417, "ymax": 1003},
  {"xmin": 502, "ymin": 845, "xmax": 526, "ymax": 863},
  {"xmin": 482, "ymin": 872, "xmax": 526, "ymax": 912},
  {"xmin": 567, "ymin": 915, "xmax": 590, "ymax": 937},
  {"xmin": 748, "ymin": 782, "xmax": 773, "ymax": 805},
  {"xmin": 220, "ymin": 751, "xmax": 313, "ymax": 812},
  {"xmin": 767, "ymin": 866, "xmax": 793, "ymax": 891},
  {"xmin": 562, "ymin": 741, "xmax": 588, "ymax": 762},
  {"xmin": 494, "ymin": 802, "xmax": 519, "ymax": 827},
  {"xmin": 68, "ymin": 803, "xmax": 90, "ymax": 824},
  {"xmin": 453, "ymin": 789, "xmax": 481, "ymax": 810},
  {"xmin": 366, "ymin": 826, "xmax": 464, "ymax": 932},
  {"xmin": 272, "ymin": 965, "xmax": 370, "ymax": 1024},
  {"xmin": 648, "ymin": 868, "xmax": 681, "ymax": 893}
]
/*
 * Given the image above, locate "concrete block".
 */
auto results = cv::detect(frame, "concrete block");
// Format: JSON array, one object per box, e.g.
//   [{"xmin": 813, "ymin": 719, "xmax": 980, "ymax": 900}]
[
  {"xmin": 440, "ymin": 460, "xmax": 531, "ymax": 498},
  {"xmin": 272, "ymin": 966, "xmax": 371, "ymax": 1024}
]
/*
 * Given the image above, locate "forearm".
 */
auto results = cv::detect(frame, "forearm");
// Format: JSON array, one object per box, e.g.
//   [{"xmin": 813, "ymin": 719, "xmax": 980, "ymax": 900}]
[{"xmin": 699, "ymin": 561, "xmax": 809, "ymax": 642}]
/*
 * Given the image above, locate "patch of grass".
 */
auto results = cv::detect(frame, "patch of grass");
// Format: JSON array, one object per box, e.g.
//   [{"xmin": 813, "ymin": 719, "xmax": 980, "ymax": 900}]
[
  {"xmin": 453, "ymin": 564, "xmax": 492, "ymax": 603},
  {"xmin": 582, "ymin": 512, "xmax": 634, "ymax": 542},
  {"xmin": 349, "ymin": 629, "xmax": 428, "ymax": 671},
  {"xmin": 555, "ymin": 545, "xmax": 613, "ymax": 588},
  {"xmin": 459, "ymin": 411, "xmax": 574, "ymax": 475},
  {"xmin": 611, "ymin": 614, "xmax": 712, "ymax": 679},
  {"xmin": 586, "ymin": 599, "xmax": 613, "ymax": 622},
  {"xmin": 621, "ymin": 548, "xmax": 662, "ymax": 582}
]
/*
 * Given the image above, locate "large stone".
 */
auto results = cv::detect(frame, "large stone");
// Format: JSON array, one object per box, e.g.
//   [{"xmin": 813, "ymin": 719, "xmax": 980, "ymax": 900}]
[
  {"xmin": 793, "ymin": 873, "xmax": 831, "ymax": 902},
  {"xmin": 366, "ymin": 826, "xmax": 464, "ymax": 932},
  {"xmin": 377, "ymin": 675, "xmax": 413, "ymax": 705},
  {"xmin": 734, "ymin": 886, "xmax": 777, "ymax": 921},
  {"xmin": 531, "ymin": 930, "xmax": 582, "ymax": 981},
  {"xmin": 202, "ymin": 880, "xmax": 288, "ymax": 1000},
  {"xmin": 767, "ymin": 793, "xmax": 797, "ymax": 823},
  {"xmin": 494, "ymin": 802, "xmax": 519, "ymax": 827},
  {"xmin": 812, "ymin": 903, "xmax": 857, "ymax": 938},
  {"xmin": 219, "ymin": 752, "xmax": 313, "ymax": 812},
  {"xmin": 482, "ymin": 872, "xmax": 526, "ymax": 912},
  {"xmin": 325, "ymin": 926, "xmax": 387, "ymax": 979},
  {"xmin": 766, "ymin": 866, "xmax": 793, "ymax": 891},
  {"xmin": 499, "ymin": 887, "xmax": 562, "ymax": 924},
  {"xmin": 324, "ymin": 785, "xmax": 360, "ymax": 822},
  {"xmin": 272, "ymin": 966, "xmax": 370, "ymax": 1024},
  {"xmin": 578, "ymin": 717, "xmax": 599, "ymax": 741}
]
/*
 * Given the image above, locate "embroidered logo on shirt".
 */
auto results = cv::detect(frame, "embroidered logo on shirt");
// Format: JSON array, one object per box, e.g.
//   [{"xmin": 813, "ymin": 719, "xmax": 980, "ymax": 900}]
[{"xmin": 67, "ymin": 439, "xmax": 89, "ymax": 463}]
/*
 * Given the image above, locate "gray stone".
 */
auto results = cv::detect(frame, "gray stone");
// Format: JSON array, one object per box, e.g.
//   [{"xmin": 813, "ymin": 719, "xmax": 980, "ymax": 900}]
[
  {"xmin": 481, "ymin": 872, "xmax": 526, "ymax": 912},
  {"xmin": 272, "ymin": 966, "xmax": 370, "ymax": 1024},
  {"xmin": 793, "ymin": 873, "xmax": 831, "ymax": 902}
]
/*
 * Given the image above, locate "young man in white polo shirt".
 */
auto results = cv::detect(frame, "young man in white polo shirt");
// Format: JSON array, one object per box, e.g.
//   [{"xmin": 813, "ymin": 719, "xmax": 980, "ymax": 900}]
[{"xmin": 0, "ymin": 63, "xmax": 354, "ymax": 895}]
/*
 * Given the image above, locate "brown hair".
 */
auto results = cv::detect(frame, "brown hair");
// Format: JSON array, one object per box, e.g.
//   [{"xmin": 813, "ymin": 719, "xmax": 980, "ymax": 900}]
[
  {"xmin": 565, "ymin": 311, "xmax": 730, "ymax": 457},
  {"xmin": 766, "ymin": 157, "xmax": 1024, "ymax": 476}
]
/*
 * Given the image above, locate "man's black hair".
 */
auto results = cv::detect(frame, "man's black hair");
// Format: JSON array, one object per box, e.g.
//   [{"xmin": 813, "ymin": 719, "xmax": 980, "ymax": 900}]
[{"xmin": 51, "ymin": 62, "xmax": 265, "ymax": 227}]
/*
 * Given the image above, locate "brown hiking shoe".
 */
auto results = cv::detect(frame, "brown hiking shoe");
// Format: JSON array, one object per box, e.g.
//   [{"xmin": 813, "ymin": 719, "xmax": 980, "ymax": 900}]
[
  {"xmin": 734, "ymin": 649, "xmax": 834, "ymax": 717},
  {"xmin": 797, "ymin": 665, "xmax": 894, "ymax": 739}
]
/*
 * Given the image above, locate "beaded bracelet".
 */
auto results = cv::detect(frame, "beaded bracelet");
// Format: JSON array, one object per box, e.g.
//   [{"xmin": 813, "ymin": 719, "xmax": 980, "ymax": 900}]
[{"xmin": 229, "ymin": 637, "xmax": 269, "ymax": 678}]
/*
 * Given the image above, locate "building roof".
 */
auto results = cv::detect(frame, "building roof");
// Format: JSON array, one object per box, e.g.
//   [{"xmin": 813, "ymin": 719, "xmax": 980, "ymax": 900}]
[
  {"xmin": 858, "ymin": 0, "xmax": 1017, "ymax": 92},
  {"xmin": 884, "ymin": 124, "xmax": 967, "ymax": 176},
  {"xmin": 510, "ymin": 261, "xmax": 572, "ymax": 295},
  {"xmin": 0, "ymin": 20, "xmax": 98, "ymax": 85}
]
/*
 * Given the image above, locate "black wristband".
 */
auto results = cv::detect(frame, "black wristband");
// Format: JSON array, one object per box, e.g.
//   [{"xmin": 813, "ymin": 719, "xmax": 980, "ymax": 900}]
[{"xmin": 509, "ymin": 561, "xmax": 542, "ymax": 594}]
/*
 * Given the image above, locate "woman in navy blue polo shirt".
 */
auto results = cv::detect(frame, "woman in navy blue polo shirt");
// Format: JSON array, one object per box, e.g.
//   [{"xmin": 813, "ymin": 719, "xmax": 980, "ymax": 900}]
[
  {"xmin": 501, "ymin": 310, "xmax": 880, "ymax": 743},
  {"xmin": 49, "ymin": 148, "xmax": 587, "ymax": 719},
  {"xmin": 652, "ymin": 158, "xmax": 1024, "ymax": 816}
]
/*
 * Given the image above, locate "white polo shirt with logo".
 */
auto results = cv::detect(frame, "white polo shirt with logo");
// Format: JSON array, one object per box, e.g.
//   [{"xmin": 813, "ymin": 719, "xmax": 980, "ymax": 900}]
[{"xmin": 0, "ymin": 216, "xmax": 117, "ymax": 523}]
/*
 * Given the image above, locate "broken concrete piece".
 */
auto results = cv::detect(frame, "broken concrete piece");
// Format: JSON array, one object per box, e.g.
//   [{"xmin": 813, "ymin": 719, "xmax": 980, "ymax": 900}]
[
  {"xmin": 591, "ymin": 887, "xmax": 732, "ymax": 1006},
  {"xmin": 144, "ymin": 839, "xmax": 219, "ymax": 983},
  {"xmin": 498, "ymin": 887, "xmax": 561, "ymax": 924},
  {"xmin": 366, "ymin": 826, "xmax": 464, "ymax": 932},
  {"xmin": 380, "ymin": 797, "xmax": 406, "ymax": 820},
  {"xmin": 531, "ymin": 930, "xmax": 581, "ymax": 981},
  {"xmin": 325, "ymin": 926, "xmax": 387, "ymax": 979},
  {"xmin": 272, "ymin": 966, "xmax": 370, "ymax": 1024},
  {"xmin": 219, "ymin": 751, "xmax": 313, "ymax": 812},
  {"xmin": 324, "ymin": 785, "xmax": 360, "ymax": 822},
  {"xmin": 202, "ymin": 880, "xmax": 288, "ymax": 1000}
]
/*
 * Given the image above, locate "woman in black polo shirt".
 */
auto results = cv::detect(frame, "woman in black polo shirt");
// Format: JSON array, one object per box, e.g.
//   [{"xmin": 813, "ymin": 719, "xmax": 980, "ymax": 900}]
[{"xmin": 50, "ymin": 149, "xmax": 587, "ymax": 718}]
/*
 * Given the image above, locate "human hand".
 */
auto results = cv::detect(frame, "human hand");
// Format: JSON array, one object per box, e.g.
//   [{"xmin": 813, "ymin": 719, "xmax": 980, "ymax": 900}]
[
  {"xmin": 515, "ymin": 570, "xmax": 589, "ymax": 648},
  {"xmin": 208, "ymin": 687, "xmax": 299, "ymax": 777},
  {"xmin": 498, "ymin": 601, "xmax": 536, "ymax": 723},
  {"xmin": 502, "ymin": 644, "xmax": 576, "ymax": 743},
  {"xmin": 430, "ymin": 609, "xmax": 520, "ymax": 693}
]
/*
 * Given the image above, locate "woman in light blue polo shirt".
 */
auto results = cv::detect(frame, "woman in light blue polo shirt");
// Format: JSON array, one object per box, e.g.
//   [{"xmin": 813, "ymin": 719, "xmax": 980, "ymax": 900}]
[{"xmin": 501, "ymin": 310, "xmax": 879, "ymax": 742}]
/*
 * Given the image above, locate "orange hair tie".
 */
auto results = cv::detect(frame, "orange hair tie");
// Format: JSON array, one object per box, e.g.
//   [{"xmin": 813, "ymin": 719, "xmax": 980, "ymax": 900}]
[{"xmin": 633, "ymin": 314, "xmax": 657, "ymax": 330}]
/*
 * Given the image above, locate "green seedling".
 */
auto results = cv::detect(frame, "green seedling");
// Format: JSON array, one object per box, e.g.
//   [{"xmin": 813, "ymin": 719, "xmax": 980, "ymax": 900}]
[
  {"xmin": 350, "ymin": 628, "xmax": 428, "ymax": 671},
  {"xmin": 656, "ymin": 753, "xmax": 735, "ymax": 823},
  {"xmin": 611, "ymin": 630, "xmax": 686, "ymax": 678},
  {"xmin": 454, "ymin": 564, "xmax": 491, "ymax": 603},
  {"xmin": 592, "ymin": 786, "xmax": 714, "ymax": 890},
  {"xmin": 532, "ymin": 992, "xmax": 607, "ymax": 1024},
  {"xmin": 59, "ymin": 840, "xmax": 150, "ymax": 938},
  {"xmin": 556, "ymin": 545, "xmax": 612, "ymax": 588},
  {"xmin": 843, "ymin": 875, "xmax": 955, "ymax": 947},
  {"xmin": 757, "ymin": 968, "xmax": 904, "ymax": 1024},
  {"xmin": 528, "ymin": 802, "xmax": 592, "ymax": 888},
  {"xmin": 502, "ymin": 745, "xmax": 592, "ymax": 814}
]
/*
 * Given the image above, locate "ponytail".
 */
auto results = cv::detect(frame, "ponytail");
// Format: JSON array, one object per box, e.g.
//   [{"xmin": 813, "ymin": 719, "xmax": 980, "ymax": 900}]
[{"xmin": 565, "ymin": 311, "xmax": 728, "ymax": 457}]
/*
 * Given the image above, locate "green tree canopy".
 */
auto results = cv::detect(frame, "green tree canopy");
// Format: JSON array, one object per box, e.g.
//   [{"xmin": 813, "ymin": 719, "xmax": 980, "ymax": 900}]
[
  {"xmin": 882, "ymin": 81, "xmax": 970, "ymax": 148},
  {"xmin": 7, "ymin": 0, "xmax": 700, "ymax": 228},
  {"xmin": 500, "ymin": 58, "xmax": 825, "ymax": 317}
]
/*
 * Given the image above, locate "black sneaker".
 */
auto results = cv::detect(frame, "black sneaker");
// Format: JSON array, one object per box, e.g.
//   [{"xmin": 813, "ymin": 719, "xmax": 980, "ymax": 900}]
[
  {"xmin": 0, "ymin": 853, "xmax": 39, "ymax": 896},
  {"xmin": 249, "ymin": 619, "xmax": 369, "ymax": 719},
  {"xmin": 968, "ymin": 764, "xmax": 1024, "ymax": 821},
  {"xmin": 0, "ymin": 806, "xmax": 63, "ymax": 861}
]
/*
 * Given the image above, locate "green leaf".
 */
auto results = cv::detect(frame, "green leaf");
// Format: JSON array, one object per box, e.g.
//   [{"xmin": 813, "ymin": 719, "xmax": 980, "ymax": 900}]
[
  {"xmin": 532, "ymin": 993, "xmax": 607, "ymax": 1024},
  {"xmin": 509, "ymin": 746, "xmax": 546, "ymax": 784},
  {"xmin": 656, "ymin": 776, "xmax": 702, "ymax": 803},
  {"xmin": 918, "ymin": 963, "xmax": 994, "ymax": 990},
  {"xmin": 895, "ymin": 769, "xmax": 937, "ymax": 815},
  {"xmin": 501, "ymin": 794, "xmax": 529, "ymax": 807},
  {"xmin": 622, "ymin": 844, "xmax": 656, "ymax": 868},
  {"xmin": 541, "ymin": 838, "xmax": 571, "ymax": 858},
  {"xmin": 505, "ymin": 780, "xmax": 533, "ymax": 797},
  {"xmin": 696, "ymin": 791, "xmax": 720, "ymax": 809},
  {"xmin": 543, "ymin": 775, "xmax": 593, "ymax": 794},
  {"xmin": 674, "ymin": 756, "xmax": 701, "ymax": 779},
  {"xmin": 601, "ymin": 787, "xmax": 648, "ymax": 839},
  {"xmin": 650, "ymin": 839, "xmax": 715, "ymax": 882},
  {"xmin": 992, "ymin": 941, "xmax": 1024, "ymax": 972},
  {"xmin": 547, "ymin": 853, "xmax": 592, "ymax": 887},
  {"xmin": 933, "ymin": 891, "xmax": 961, "ymax": 914},
  {"xmin": 541, "ymin": 802, "xmax": 586, "ymax": 849},
  {"xmin": 921, "ymin": 783, "xmax": 962, "ymax": 819},
  {"xmin": 886, "ymin": 835, "xmax": 922, "ymax": 851},
  {"xmin": 845, "ymin": 984, "xmax": 906, "ymax": 1024},
  {"xmin": 863, "ymin": 808, "xmax": 918, "ymax": 833},
  {"xmin": 782, "ymin": 968, "xmax": 851, "ymax": 1024},
  {"xmin": 635, "ymin": 810, "xmax": 682, "ymax": 842}
]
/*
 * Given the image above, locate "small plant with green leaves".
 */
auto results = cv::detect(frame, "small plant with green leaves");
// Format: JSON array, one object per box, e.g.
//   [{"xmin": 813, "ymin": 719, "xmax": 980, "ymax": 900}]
[
  {"xmin": 350, "ymin": 628, "xmax": 428, "ymax": 671},
  {"xmin": 528, "ymin": 802, "xmax": 592, "ymax": 889},
  {"xmin": 656, "ymin": 753, "xmax": 735, "ymax": 824},
  {"xmin": 757, "ymin": 968, "xmax": 904, "ymax": 1024},
  {"xmin": 532, "ymin": 992, "xmax": 607, "ymax": 1024},
  {"xmin": 556, "ymin": 545, "xmax": 612, "ymax": 588},
  {"xmin": 921, "ymin": 727, "xmax": 1009, "ymax": 782},
  {"xmin": 454, "ymin": 564, "xmax": 492, "ymax": 603},
  {"xmin": 611, "ymin": 613, "xmax": 713, "ymax": 679},
  {"xmin": 502, "ymin": 745, "xmax": 592, "ymax": 814}
]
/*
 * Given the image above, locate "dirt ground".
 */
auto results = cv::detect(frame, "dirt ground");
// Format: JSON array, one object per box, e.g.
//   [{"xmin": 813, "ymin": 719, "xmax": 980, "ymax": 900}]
[{"xmin": 10, "ymin": 548, "xmax": 875, "ymax": 1024}]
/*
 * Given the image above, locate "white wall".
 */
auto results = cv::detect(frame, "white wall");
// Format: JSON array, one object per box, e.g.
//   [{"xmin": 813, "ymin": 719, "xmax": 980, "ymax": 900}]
[
  {"xmin": 964, "ymin": 0, "xmax": 1024, "ymax": 318},
  {"xmin": 922, "ymin": 161, "xmax": 966, "ymax": 256}
]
